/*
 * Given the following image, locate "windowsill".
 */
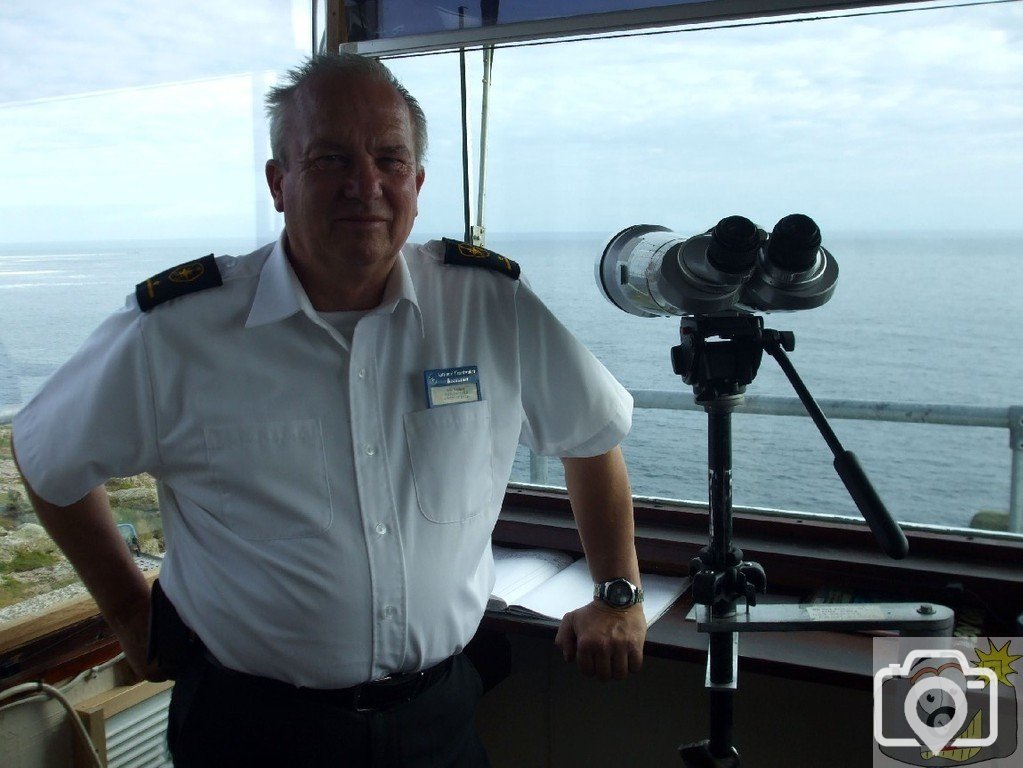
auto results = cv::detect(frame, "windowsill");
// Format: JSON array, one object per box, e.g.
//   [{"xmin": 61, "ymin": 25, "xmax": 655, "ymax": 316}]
[
  {"xmin": 2, "ymin": 487, "xmax": 1020, "ymax": 689},
  {"xmin": 498, "ymin": 486, "xmax": 1023, "ymax": 595},
  {"xmin": 484, "ymin": 597, "xmax": 878, "ymax": 689},
  {"xmin": 488, "ymin": 486, "xmax": 1023, "ymax": 689},
  {"xmin": 0, "ymin": 570, "xmax": 159, "ymax": 686}
]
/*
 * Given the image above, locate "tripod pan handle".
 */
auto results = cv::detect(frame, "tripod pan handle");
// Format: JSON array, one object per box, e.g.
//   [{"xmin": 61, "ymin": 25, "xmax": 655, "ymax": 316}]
[{"xmin": 833, "ymin": 450, "xmax": 908, "ymax": 559}]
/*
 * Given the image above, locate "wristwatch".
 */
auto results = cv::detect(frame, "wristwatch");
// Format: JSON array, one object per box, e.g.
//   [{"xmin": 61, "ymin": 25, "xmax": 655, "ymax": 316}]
[{"xmin": 593, "ymin": 577, "xmax": 644, "ymax": 609}]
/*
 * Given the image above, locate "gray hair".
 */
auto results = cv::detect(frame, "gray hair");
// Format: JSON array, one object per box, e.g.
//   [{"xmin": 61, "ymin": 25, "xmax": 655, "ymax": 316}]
[{"xmin": 264, "ymin": 53, "xmax": 428, "ymax": 169}]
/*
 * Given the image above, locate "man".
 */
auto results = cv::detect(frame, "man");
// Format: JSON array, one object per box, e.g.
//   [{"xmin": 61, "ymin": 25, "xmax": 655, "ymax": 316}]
[{"xmin": 12, "ymin": 53, "xmax": 645, "ymax": 767}]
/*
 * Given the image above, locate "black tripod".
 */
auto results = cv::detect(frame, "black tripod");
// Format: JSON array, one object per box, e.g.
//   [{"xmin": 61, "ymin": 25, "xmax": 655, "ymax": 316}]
[{"xmin": 670, "ymin": 313, "xmax": 935, "ymax": 767}]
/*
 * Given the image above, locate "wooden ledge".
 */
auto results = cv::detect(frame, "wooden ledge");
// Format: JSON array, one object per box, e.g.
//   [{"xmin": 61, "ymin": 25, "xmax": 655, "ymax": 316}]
[
  {"xmin": 0, "ymin": 570, "xmax": 158, "ymax": 686},
  {"xmin": 492, "ymin": 486, "xmax": 1023, "ymax": 689}
]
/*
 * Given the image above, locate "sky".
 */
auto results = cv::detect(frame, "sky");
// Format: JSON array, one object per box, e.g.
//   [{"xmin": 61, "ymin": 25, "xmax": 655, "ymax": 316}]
[{"xmin": 1, "ymin": 0, "xmax": 1021, "ymax": 245}]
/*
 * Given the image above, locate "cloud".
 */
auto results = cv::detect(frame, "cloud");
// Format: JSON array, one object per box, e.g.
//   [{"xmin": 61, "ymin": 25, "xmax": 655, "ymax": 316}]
[
  {"xmin": 1, "ymin": 0, "xmax": 304, "ymax": 104},
  {"xmin": 0, "ymin": 75, "xmax": 267, "ymax": 241},
  {"xmin": 1, "ymin": 1, "xmax": 1020, "ymax": 241},
  {"xmin": 464, "ymin": 3, "xmax": 1023, "ymax": 231}
]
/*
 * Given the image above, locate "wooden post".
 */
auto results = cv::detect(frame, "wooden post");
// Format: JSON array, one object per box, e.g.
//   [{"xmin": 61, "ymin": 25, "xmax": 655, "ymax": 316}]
[{"xmin": 325, "ymin": 0, "xmax": 345, "ymax": 53}]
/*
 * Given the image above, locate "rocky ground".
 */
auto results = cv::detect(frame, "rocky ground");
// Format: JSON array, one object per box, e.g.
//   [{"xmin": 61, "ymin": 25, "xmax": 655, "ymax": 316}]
[{"xmin": 0, "ymin": 425, "xmax": 163, "ymax": 623}]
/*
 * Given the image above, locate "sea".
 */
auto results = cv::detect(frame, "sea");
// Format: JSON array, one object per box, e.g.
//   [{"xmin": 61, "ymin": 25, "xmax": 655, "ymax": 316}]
[{"xmin": 1, "ymin": 231, "xmax": 1020, "ymax": 532}]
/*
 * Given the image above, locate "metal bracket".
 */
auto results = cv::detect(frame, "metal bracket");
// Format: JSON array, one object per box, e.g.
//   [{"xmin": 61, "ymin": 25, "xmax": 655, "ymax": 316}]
[
  {"xmin": 693, "ymin": 601, "xmax": 954, "ymax": 637},
  {"xmin": 704, "ymin": 634, "xmax": 739, "ymax": 690}
]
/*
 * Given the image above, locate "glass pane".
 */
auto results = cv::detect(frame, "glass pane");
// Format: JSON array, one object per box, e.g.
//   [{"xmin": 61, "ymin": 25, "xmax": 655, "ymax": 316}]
[
  {"xmin": 389, "ymin": 53, "xmax": 471, "ymax": 241},
  {"xmin": 479, "ymin": 3, "xmax": 1022, "ymax": 535},
  {"xmin": 0, "ymin": 13, "xmax": 475, "ymax": 623},
  {"xmin": 0, "ymin": 2, "xmax": 312, "ymax": 622}
]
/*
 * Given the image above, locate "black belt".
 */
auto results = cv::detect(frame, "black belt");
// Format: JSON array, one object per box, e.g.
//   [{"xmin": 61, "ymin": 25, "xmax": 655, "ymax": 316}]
[{"xmin": 201, "ymin": 648, "xmax": 455, "ymax": 713}]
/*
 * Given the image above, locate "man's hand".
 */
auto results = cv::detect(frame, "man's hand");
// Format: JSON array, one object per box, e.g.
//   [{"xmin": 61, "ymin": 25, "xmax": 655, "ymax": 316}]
[
  {"xmin": 554, "ymin": 600, "xmax": 646, "ymax": 681},
  {"xmin": 106, "ymin": 592, "xmax": 166, "ymax": 682}
]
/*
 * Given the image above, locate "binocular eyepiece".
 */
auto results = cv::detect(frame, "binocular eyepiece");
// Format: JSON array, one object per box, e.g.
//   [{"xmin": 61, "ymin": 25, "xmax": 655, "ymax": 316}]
[{"xmin": 596, "ymin": 214, "xmax": 838, "ymax": 317}]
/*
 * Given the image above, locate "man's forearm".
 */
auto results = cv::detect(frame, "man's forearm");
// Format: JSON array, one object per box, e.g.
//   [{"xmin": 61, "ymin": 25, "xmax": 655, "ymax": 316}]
[
  {"xmin": 557, "ymin": 446, "xmax": 646, "ymax": 680},
  {"xmin": 561, "ymin": 446, "xmax": 640, "ymax": 582},
  {"xmin": 11, "ymin": 437, "xmax": 152, "ymax": 671}
]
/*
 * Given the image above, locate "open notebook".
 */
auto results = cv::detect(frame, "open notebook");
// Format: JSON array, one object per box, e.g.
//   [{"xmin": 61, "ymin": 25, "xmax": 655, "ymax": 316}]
[{"xmin": 488, "ymin": 545, "xmax": 691, "ymax": 626}]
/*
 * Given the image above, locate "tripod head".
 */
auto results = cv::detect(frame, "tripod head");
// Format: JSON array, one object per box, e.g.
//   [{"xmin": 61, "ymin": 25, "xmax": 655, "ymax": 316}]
[{"xmin": 671, "ymin": 314, "xmax": 793, "ymax": 404}]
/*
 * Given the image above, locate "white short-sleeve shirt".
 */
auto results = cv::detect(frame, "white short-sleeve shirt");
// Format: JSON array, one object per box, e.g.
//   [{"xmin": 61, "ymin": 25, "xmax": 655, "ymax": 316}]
[{"xmin": 13, "ymin": 235, "xmax": 632, "ymax": 687}]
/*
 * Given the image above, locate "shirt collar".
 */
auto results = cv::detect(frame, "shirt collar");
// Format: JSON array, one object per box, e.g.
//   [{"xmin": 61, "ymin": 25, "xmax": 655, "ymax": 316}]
[
  {"xmin": 245, "ymin": 233, "xmax": 301, "ymax": 328},
  {"xmin": 245, "ymin": 233, "xmax": 423, "ymax": 336},
  {"xmin": 376, "ymin": 244, "xmax": 422, "ymax": 328}
]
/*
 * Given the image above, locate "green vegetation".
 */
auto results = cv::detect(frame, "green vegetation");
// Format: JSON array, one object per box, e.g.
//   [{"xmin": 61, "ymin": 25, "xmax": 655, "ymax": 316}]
[
  {"xmin": 970, "ymin": 509, "xmax": 1009, "ymax": 532},
  {"xmin": 0, "ymin": 425, "xmax": 164, "ymax": 612},
  {"xmin": 1, "ymin": 425, "xmax": 33, "ymax": 522},
  {"xmin": 0, "ymin": 572, "xmax": 80, "ymax": 610},
  {"xmin": 1, "ymin": 549, "xmax": 59, "ymax": 574}
]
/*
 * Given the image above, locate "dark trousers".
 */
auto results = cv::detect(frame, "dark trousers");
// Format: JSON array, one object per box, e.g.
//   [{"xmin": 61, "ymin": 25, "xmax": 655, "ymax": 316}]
[{"xmin": 167, "ymin": 652, "xmax": 492, "ymax": 768}]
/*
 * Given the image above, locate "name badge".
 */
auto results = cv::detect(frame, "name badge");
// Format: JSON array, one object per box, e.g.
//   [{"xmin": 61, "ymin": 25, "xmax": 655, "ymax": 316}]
[{"xmin": 424, "ymin": 365, "xmax": 482, "ymax": 408}]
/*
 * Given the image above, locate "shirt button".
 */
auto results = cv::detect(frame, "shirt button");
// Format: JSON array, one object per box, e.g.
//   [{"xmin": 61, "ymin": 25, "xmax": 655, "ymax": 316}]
[
  {"xmin": 364, "ymin": 445, "xmax": 377, "ymax": 456},
  {"xmin": 357, "ymin": 367, "xmax": 367, "ymax": 379},
  {"xmin": 383, "ymin": 606, "xmax": 397, "ymax": 619},
  {"xmin": 375, "ymin": 523, "xmax": 388, "ymax": 536}
]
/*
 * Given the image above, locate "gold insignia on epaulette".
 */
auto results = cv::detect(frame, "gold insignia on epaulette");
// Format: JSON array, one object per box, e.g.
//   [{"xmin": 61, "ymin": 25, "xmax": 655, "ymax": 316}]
[
  {"xmin": 442, "ymin": 238, "xmax": 520, "ymax": 280},
  {"xmin": 168, "ymin": 262, "xmax": 206, "ymax": 283},
  {"xmin": 136, "ymin": 254, "xmax": 223, "ymax": 312}
]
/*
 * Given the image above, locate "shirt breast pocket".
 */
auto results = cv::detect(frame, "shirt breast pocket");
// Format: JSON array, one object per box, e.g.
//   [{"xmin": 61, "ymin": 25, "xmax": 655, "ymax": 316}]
[
  {"xmin": 203, "ymin": 419, "xmax": 332, "ymax": 540},
  {"xmin": 404, "ymin": 400, "xmax": 495, "ymax": 524}
]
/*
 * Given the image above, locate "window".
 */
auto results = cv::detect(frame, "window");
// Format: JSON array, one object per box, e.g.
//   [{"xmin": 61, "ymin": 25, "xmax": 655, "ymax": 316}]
[
  {"xmin": 1, "ymin": 1, "xmax": 1020, "ymax": 625},
  {"xmin": 421, "ymin": 2, "xmax": 1022, "ymax": 534},
  {"xmin": 0, "ymin": 1, "xmax": 309, "ymax": 620},
  {"xmin": 0, "ymin": 7, "xmax": 470, "ymax": 623}
]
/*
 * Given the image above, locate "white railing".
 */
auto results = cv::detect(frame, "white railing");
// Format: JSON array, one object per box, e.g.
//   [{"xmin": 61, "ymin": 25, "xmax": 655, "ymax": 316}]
[
  {"xmin": 527, "ymin": 390, "xmax": 1023, "ymax": 534},
  {"xmin": 5, "ymin": 396, "xmax": 1021, "ymax": 532}
]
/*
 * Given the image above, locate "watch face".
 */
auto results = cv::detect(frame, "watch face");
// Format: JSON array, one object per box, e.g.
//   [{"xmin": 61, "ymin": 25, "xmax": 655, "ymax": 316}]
[{"xmin": 606, "ymin": 580, "xmax": 633, "ymax": 607}]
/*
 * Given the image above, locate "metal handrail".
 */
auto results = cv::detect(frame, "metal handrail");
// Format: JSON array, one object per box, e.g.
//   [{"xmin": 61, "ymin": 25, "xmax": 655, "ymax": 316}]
[
  {"xmin": 528, "ymin": 390, "xmax": 1023, "ymax": 533},
  {"xmin": 4, "ymin": 395, "xmax": 1021, "ymax": 531}
]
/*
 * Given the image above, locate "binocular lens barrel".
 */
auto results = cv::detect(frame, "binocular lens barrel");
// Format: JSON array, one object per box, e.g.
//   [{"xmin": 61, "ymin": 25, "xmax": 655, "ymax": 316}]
[{"xmin": 596, "ymin": 214, "xmax": 839, "ymax": 317}]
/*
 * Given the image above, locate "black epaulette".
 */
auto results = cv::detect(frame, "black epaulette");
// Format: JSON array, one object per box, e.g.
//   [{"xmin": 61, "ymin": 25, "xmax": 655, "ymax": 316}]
[
  {"xmin": 442, "ymin": 238, "xmax": 520, "ymax": 280},
  {"xmin": 135, "ymin": 254, "xmax": 223, "ymax": 312}
]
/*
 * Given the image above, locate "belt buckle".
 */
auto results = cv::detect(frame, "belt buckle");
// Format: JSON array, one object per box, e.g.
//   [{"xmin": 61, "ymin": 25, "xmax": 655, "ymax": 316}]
[
  {"xmin": 353, "ymin": 670, "xmax": 426, "ymax": 712},
  {"xmin": 352, "ymin": 686, "xmax": 375, "ymax": 713}
]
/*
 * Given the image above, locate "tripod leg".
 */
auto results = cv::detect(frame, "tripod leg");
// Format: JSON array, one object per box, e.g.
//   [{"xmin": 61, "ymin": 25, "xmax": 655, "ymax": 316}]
[
  {"xmin": 679, "ymin": 737, "xmax": 740, "ymax": 768},
  {"xmin": 707, "ymin": 409, "xmax": 734, "ymax": 567},
  {"xmin": 681, "ymin": 407, "xmax": 742, "ymax": 766},
  {"xmin": 709, "ymin": 688, "xmax": 737, "ymax": 760},
  {"xmin": 681, "ymin": 682, "xmax": 740, "ymax": 768}
]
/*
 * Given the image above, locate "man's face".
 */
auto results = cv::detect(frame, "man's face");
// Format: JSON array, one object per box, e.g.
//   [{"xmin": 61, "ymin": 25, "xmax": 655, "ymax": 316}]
[{"xmin": 266, "ymin": 72, "xmax": 425, "ymax": 278}]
